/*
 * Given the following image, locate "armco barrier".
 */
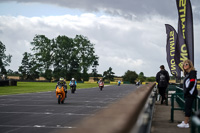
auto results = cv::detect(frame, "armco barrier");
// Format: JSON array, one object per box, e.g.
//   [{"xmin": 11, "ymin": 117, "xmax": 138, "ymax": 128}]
[{"xmin": 62, "ymin": 82, "xmax": 156, "ymax": 133}]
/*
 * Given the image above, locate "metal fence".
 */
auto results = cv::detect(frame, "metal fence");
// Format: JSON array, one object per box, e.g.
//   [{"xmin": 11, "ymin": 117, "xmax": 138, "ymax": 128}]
[{"xmin": 166, "ymin": 84, "xmax": 200, "ymax": 132}]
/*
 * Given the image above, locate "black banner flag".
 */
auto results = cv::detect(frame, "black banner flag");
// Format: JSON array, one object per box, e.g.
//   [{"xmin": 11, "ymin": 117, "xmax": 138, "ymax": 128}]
[
  {"xmin": 176, "ymin": 0, "xmax": 194, "ymax": 69},
  {"xmin": 165, "ymin": 24, "xmax": 181, "ymax": 78}
]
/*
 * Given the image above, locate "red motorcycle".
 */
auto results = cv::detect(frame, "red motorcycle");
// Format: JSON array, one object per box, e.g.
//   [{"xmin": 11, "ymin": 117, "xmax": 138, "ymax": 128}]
[{"xmin": 98, "ymin": 82, "xmax": 104, "ymax": 91}]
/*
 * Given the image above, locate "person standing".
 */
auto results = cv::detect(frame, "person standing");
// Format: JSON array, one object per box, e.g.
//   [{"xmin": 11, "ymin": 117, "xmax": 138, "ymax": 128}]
[
  {"xmin": 156, "ymin": 65, "xmax": 170, "ymax": 104},
  {"xmin": 177, "ymin": 60, "xmax": 198, "ymax": 128}
]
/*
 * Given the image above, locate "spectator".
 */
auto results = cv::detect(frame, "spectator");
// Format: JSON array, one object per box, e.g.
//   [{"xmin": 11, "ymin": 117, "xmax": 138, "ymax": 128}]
[
  {"xmin": 177, "ymin": 60, "xmax": 198, "ymax": 128},
  {"xmin": 156, "ymin": 65, "xmax": 170, "ymax": 104}
]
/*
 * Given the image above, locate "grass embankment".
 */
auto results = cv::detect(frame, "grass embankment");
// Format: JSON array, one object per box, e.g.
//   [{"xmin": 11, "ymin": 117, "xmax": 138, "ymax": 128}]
[{"xmin": 0, "ymin": 82, "xmax": 101, "ymax": 95}]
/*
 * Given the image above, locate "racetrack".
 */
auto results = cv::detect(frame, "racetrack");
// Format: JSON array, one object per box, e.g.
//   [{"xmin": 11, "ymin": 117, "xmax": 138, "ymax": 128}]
[{"xmin": 0, "ymin": 84, "xmax": 138, "ymax": 133}]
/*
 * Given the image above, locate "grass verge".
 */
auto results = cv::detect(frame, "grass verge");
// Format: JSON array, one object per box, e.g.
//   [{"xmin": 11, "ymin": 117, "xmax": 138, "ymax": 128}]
[{"xmin": 0, "ymin": 82, "xmax": 103, "ymax": 95}]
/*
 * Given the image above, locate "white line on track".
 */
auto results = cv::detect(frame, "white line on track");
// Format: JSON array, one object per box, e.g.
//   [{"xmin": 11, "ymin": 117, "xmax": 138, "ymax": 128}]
[
  {"xmin": 0, "ymin": 124, "xmax": 76, "ymax": 129},
  {"xmin": 0, "ymin": 111, "xmax": 93, "ymax": 116},
  {"xmin": 0, "ymin": 104, "xmax": 107, "ymax": 108},
  {"xmin": 0, "ymin": 91, "xmax": 53, "ymax": 97},
  {"xmin": 0, "ymin": 99, "xmax": 114, "ymax": 103}
]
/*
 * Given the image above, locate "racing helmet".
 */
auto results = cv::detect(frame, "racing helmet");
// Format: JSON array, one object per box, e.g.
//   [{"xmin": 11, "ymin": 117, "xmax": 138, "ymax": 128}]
[{"xmin": 59, "ymin": 77, "xmax": 64, "ymax": 83}]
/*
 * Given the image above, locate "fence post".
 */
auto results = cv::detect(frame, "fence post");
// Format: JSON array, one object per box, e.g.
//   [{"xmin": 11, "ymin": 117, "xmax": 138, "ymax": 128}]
[
  {"xmin": 171, "ymin": 94, "xmax": 174, "ymax": 122},
  {"xmin": 166, "ymin": 88, "xmax": 168, "ymax": 105},
  {"xmin": 191, "ymin": 118, "xmax": 195, "ymax": 133}
]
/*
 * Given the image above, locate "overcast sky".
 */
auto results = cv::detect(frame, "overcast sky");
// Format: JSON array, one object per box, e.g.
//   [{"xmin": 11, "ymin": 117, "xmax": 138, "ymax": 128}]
[{"xmin": 0, "ymin": 0, "xmax": 200, "ymax": 77}]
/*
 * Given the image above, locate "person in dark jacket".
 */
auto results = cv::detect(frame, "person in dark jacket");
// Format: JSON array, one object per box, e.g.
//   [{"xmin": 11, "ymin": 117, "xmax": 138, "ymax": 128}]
[
  {"xmin": 56, "ymin": 77, "xmax": 67, "ymax": 97},
  {"xmin": 156, "ymin": 65, "xmax": 170, "ymax": 104},
  {"xmin": 177, "ymin": 60, "xmax": 198, "ymax": 128}
]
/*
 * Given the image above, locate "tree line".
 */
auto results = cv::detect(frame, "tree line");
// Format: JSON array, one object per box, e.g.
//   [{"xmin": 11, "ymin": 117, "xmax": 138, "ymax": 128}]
[
  {"xmin": 0, "ymin": 35, "xmax": 156, "ymax": 82},
  {"xmin": 18, "ymin": 34, "xmax": 99, "ymax": 81}
]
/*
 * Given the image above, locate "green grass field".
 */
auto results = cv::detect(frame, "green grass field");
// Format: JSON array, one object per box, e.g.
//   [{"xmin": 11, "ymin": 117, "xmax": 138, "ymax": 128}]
[{"xmin": 0, "ymin": 82, "xmax": 102, "ymax": 95}]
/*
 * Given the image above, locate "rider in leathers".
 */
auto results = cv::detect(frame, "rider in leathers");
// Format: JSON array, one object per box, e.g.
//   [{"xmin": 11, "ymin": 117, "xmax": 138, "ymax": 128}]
[
  {"xmin": 56, "ymin": 77, "xmax": 67, "ymax": 97},
  {"xmin": 69, "ymin": 78, "xmax": 77, "ymax": 90}
]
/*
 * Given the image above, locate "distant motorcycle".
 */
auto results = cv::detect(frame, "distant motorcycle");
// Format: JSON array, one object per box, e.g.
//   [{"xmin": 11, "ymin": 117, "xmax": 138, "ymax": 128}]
[
  {"xmin": 136, "ymin": 82, "xmax": 140, "ymax": 86},
  {"xmin": 70, "ymin": 82, "xmax": 76, "ymax": 94},
  {"xmin": 118, "ymin": 82, "xmax": 121, "ymax": 86},
  {"xmin": 98, "ymin": 82, "xmax": 104, "ymax": 91},
  {"xmin": 56, "ymin": 85, "xmax": 66, "ymax": 104}
]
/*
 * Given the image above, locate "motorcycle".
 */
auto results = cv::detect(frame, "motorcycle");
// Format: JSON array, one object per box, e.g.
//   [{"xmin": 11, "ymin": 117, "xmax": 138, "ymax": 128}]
[
  {"xmin": 56, "ymin": 85, "xmax": 66, "ymax": 104},
  {"xmin": 98, "ymin": 82, "xmax": 104, "ymax": 91},
  {"xmin": 70, "ymin": 82, "xmax": 76, "ymax": 94},
  {"xmin": 136, "ymin": 82, "xmax": 140, "ymax": 86},
  {"xmin": 117, "ymin": 81, "xmax": 121, "ymax": 86},
  {"xmin": 118, "ymin": 82, "xmax": 121, "ymax": 86}
]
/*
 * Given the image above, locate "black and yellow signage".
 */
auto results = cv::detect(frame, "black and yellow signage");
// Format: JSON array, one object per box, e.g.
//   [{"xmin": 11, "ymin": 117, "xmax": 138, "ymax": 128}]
[
  {"xmin": 176, "ymin": 0, "xmax": 194, "ymax": 67},
  {"xmin": 165, "ymin": 24, "xmax": 181, "ymax": 77}
]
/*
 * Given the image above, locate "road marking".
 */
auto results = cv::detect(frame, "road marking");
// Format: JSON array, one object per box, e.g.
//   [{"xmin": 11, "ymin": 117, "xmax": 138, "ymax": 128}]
[
  {"xmin": 66, "ymin": 113, "xmax": 94, "ymax": 116},
  {"xmin": 0, "ymin": 124, "xmax": 76, "ymax": 129},
  {"xmin": 0, "ymin": 111, "xmax": 94, "ymax": 116},
  {"xmin": 0, "ymin": 91, "xmax": 53, "ymax": 97},
  {"xmin": 34, "ymin": 125, "xmax": 46, "ymax": 127},
  {"xmin": 0, "ymin": 104, "xmax": 107, "ymax": 108}
]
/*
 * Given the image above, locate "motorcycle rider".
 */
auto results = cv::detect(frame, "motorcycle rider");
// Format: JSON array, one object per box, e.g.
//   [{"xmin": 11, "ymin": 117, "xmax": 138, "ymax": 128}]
[
  {"xmin": 98, "ymin": 79, "xmax": 104, "ymax": 86},
  {"xmin": 69, "ymin": 78, "xmax": 77, "ymax": 90},
  {"xmin": 56, "ymin": 77, "xmax": 67, "ymax": 98},
  {"xmin": 118, "ymin": 80, "xmax": 121, "ymax": 86},
  {"xmin": 136, "ymin": 80, "xmax": 140, "ymax": 86}
]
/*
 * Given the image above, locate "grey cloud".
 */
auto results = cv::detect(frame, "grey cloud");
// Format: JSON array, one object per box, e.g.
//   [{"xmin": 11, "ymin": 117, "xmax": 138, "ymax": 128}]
[
  {"xmin": 1, "ymin": 0, "xmax": 200, "ymax": 19},
  {"xmin": 1, "ymin": 0, "xmax": 200, "ymax": 77}
]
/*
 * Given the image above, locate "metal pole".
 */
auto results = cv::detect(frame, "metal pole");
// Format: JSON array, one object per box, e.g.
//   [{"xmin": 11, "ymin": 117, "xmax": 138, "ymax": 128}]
[{"xmin": 171, "ymin": 94, "xmax": 174, "ymax": 122}]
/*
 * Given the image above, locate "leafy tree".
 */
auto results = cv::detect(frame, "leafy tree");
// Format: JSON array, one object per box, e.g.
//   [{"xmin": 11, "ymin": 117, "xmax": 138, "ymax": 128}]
[
  {"xmin": 18, "ymin": 52, "xmax": 40, "ymax": 80},
  {"xmin": 0, "ymin": 41, "xmax": 12, "ymax": 75},
  {"xmin": 42, "ymin": 69, "xmax": 53, "ymax": 81},
  {"xmin": 7, "ymin": 69, "xmax": 19, "ymax": 76},
  {"xmin": 7, "ymin": 69, "xmax": 13, "ymax": 75},
  {"xmin": 53, "ymin": 35, "xmax": 74, "ymax": 80},
  {"xmin": 68, "ymin": 56, "xmax": 81, "ymax": 81},
  {"xmin": 74, "ymin": 35, "xmax": 98, "ymax": 81},
  {"xmin": 91, "ymin": 59, "xmax": 99, "ymax": 81},
  {"xmin": 52, "ymin": 35, "xmax": 99, "ymax": 81},
  {"xmin": 137, "ymin": 72, "xmax": 146, "ymax": 82},
  {"xmin": 103, "ymin": 67, "xmax": 115, "ymax": 81},
  {"xmin": 146, "ymin": 76, "xmax": 156, "ymax": 82},
  {"xmin": 89, "ymin": 73, "xmax": 102, "ymax": 77},
  {"xmin": 31, "ymin": 35, "xmax": 53, "ymax": 81},
  {"xmin": 22, "ymin": 34, "xmax": 99, "ymax": 81},
  {"xmin": 123, "ymin": 70, "xmax": 138, "ymax": 84}
]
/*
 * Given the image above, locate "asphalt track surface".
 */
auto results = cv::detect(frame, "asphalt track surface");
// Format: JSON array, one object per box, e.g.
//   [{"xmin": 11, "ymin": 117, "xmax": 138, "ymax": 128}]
[{"xmin": 0, "ymin": 84, "xmax": 138, "ymax": 133}]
